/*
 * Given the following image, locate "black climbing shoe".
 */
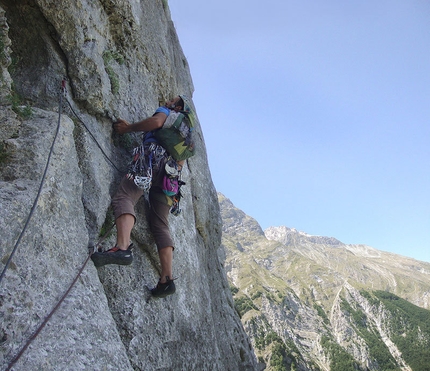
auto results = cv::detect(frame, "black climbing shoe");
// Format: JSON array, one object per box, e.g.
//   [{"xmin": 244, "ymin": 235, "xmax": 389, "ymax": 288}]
[
  {"xmin": 91, "ymin": 244, "xmax": 133, "ymax": 267},
  {"xmin": 151, "ymin": 276, "xmax": 176, "ymax": 298}
]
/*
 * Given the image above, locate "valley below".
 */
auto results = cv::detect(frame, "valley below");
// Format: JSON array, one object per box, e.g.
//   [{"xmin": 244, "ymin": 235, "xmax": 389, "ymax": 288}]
[{"xmin": 219, "ymin": 193, "xmax": 430, "ymax": 371}]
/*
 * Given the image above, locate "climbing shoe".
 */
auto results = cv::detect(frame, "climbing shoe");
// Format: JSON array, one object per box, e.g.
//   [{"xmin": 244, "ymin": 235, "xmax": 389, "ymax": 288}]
[
  {"xmin": 91, "ymin": 244, "xmax": 133, "ymax": 267},
  {"xmin": 151, "ymin": 276, "xmax": 176, "ymax": 298}
]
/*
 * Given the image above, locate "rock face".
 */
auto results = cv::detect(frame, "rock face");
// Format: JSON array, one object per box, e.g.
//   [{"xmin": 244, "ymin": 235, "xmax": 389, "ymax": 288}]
[
  {"xmin": 0, "ymin": 2, "xmax": 256, "ymax": 370},
  {"xmin": 219, "ymin": 193, "xmax": 430, "ymax": 371}
]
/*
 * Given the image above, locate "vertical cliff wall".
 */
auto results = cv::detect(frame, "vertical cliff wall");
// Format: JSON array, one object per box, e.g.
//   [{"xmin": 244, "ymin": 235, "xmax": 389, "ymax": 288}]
[{"xmin": 0, "ymin": 1, "xmax": 256, "ymax": 370}]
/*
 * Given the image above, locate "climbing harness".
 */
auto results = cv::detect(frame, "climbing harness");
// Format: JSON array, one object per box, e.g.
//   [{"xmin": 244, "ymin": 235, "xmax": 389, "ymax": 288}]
[{"xmin": 127, "ymin": 137, "xmax": 185, "ymax": 216}]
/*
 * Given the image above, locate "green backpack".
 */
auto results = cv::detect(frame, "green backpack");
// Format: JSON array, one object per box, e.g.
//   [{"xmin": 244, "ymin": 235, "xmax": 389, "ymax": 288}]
[{"xmin": 153, "ymin": 95, "xmax": 196, "ymax": 161}]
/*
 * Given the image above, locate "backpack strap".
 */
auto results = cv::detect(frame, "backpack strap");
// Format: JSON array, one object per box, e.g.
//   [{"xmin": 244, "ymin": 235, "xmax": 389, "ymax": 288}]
[{"xmin": 170, "ymin": 113, "xmax": 185, "ymax": 129}]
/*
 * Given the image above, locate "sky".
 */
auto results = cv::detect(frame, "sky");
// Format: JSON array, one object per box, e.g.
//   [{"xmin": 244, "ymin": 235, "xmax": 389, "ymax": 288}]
[{"xmin": 169, "ymin": 0, "xmax": 430, "ymax": 263}]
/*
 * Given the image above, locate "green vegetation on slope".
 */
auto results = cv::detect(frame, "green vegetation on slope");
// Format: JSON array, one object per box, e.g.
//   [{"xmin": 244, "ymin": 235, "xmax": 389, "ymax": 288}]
[
  {"xmin": 248, "ymin": 315, "xmax": 314, "ymax": 371},
  {"xmin": 321, "ymin": 335, "xmax": 361, "ymax": 371},
  {"xmin": 373, "ymin": 290, "xmax": 430, "ymax": 371},
  {"xmin": 220, "ymin": 194, "xmax": 430, "ymax": 370},
  {"xmin": 340, "ymin": 297, "xmax": 400, "ymax": 370}
]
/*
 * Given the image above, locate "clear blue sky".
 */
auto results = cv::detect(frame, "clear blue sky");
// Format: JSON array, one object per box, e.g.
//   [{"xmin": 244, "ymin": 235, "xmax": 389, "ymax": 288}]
[{"xmin": 169, "ymin": 1, "xmax": 430, "ymax": 263}]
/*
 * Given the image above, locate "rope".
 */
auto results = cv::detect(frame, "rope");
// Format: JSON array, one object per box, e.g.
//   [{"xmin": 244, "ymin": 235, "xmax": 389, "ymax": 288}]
[
  {"xmin": 0, "ymin": 85, "xmax": 64, "ymax": 285},
  {"xmin": 64, "ymin": 97, "xmax": 122, "ymax": 173},
  {"xmin": 5, "ymin": 256, "xmax": 91, "ymax": 371},
  {"xmin": 0, "ymin": 80, "xmax": 122, "ymax": 284},
  {"xmin": 1, "ymin": 79, "xmax": 120, "ymax": 368},
  {"xmin": 4, "ymin": 223, "xmax": 116, "ymax": 371}
]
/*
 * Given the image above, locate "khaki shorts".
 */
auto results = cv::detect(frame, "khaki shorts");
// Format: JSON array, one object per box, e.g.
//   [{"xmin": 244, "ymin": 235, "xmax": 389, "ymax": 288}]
[
  {"xmin": 111, "ymin": 176, "xmax": 174, "ymax": 250},
  {"xmin": 111, "ymin": 176, "xmax": 143, "ymax": 221}
]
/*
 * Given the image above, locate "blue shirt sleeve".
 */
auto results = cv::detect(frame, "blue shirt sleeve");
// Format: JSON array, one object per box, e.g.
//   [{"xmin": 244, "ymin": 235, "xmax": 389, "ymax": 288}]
[{"xmin": 154, "ymin": 106, "xmax": 170, "ymax": 116}]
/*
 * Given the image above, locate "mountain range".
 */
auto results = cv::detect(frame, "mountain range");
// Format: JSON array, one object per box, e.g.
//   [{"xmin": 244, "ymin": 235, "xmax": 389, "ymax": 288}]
[{"xmin": 218, "ymin": 193, "xmax": 430, "ymax": 371}]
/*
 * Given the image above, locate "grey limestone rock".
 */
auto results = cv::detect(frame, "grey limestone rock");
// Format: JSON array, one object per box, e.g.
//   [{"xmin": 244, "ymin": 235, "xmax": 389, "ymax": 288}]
[{"xmin": 0, "ymin": 1, "xmax": 257, "ymax": 370}]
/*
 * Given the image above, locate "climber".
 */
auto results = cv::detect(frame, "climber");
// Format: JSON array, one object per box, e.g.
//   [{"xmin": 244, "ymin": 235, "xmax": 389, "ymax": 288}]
[{"xmin": 91, "ymin": 96, "xmax": 187, "ymax": 298}]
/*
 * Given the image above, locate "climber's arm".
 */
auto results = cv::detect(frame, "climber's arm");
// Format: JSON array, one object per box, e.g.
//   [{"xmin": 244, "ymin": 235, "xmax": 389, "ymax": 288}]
[{"xmin": 113, "ymin": 112, "xmax": 167, "ymax": 134}]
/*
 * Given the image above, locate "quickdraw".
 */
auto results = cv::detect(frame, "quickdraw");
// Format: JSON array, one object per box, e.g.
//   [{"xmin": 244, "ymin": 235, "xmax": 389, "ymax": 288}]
[{"xmin": 127, "ymin": 141, "xmax": 167, "ymax": 193}]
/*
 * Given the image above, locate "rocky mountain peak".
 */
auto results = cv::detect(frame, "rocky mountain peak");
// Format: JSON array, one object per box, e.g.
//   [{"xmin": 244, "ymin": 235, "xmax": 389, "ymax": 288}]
[
  {"xmin": 219, "ymin": 194, "xmax": 430, "ymax": 371},
  {"xmin": 218, "ymin": 193, "xmax": 265, "ymax": 237},
  {"xmin": 265, "ymin": 225, "xmax": 343, "ymax": 247}
]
